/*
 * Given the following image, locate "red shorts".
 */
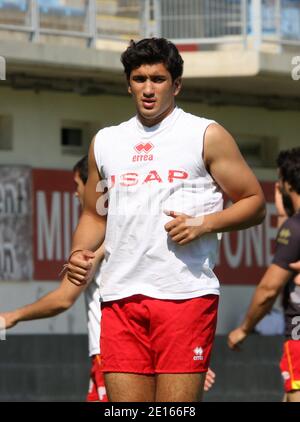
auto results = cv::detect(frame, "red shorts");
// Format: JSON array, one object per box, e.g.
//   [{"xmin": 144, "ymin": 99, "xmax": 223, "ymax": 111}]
[
  {"xmin": 100, "ymin": 294, "xmax": 218, "ymax": 374},
  {"xmin": 86, "ymin": 354, "xmax": 108, "ymax": 402},
  {"xmin": 280, "ymin": 340, "xmax": 300, "ymax": 392}
]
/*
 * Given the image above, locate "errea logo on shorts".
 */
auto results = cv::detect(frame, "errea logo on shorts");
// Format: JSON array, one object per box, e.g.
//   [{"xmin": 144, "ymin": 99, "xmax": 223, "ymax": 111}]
[
  {"xmin": 193, "ymin": 346, "xmax": 204, "ymax": 361},
  {"xmin": 132, "ymin": 142, "xmax": 154, "ymax": 162}
]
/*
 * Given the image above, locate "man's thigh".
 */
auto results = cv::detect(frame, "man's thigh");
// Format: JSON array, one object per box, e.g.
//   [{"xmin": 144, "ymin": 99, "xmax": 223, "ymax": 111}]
[
  {"xmin": 155, "ymin": 373, "xmax": 206, "ymax": 402},
  {"xmin": 104, "ymin": 373, "xmax": 155, "ymax": 402}
]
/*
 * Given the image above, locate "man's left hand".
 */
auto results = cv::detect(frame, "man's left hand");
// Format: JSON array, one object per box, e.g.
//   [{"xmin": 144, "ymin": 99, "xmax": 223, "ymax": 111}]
[
  {"xmin": 164, "ymin": 211, "xmax": 206, "ymax": 245},
  {"xmin": 204, "ymin": 368, "xmax": 216, "ymax": 392}
]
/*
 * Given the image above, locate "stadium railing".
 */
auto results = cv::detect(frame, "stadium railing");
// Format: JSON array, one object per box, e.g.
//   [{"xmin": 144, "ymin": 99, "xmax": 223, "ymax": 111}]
[{"xmin": 0, "ymin": 0, "xmax": 299, "ymax": 49}]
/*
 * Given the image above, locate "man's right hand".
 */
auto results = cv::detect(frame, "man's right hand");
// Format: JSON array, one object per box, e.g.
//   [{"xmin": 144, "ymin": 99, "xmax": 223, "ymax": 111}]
[{"xmin": 67, "ymin": 250, "xmax": 95, "ymax": 286}]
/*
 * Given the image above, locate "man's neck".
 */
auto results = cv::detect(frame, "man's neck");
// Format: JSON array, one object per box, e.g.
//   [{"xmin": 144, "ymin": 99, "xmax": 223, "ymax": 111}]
[{"xmin": 138, "ymin": 104, "xmax": 176, "ymax": 127}]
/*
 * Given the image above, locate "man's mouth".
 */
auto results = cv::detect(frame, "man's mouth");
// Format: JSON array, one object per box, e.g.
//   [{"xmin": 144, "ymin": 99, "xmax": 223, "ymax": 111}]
[{"xmin": 142, "ymin": 99, "xmax": 156, "ymax": 109}]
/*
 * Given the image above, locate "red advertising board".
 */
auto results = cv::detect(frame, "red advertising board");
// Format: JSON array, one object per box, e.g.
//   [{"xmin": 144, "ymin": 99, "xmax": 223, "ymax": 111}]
[{"xmin": 33, "ymin": 169, "xmax": 80, "ymax": 280}]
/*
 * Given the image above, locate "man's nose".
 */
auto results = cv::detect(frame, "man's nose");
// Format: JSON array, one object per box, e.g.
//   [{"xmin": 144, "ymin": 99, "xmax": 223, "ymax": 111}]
[{"xmin": 143, "ymin": 80, "xmax": 155, "ymax": 96}]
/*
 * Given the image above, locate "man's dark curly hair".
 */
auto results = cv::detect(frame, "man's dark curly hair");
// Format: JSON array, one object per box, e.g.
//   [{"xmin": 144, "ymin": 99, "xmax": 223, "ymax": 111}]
[
  {"xmin": 121, "ymin": 38, "xmax": 184, "ymax": 82},
  {"xmin": 277, "ymin": 147, "xmax": 300, "ymax": 194},
  {"xmin": 73, "ymin": 155, "xmax": 88, "ymax": 185}
]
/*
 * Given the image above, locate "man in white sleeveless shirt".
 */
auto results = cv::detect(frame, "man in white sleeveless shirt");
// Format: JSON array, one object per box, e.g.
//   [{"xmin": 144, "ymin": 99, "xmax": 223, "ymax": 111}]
[{"xmin": 67, "ymin": 38, "xmax": 265, "ymax": 402}]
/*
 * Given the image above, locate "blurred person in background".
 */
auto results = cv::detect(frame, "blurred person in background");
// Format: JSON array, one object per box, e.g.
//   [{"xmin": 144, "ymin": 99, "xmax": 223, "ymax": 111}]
[{"xmin": 228, "ymin": 148, "xmax": 300, "ymax": 402}]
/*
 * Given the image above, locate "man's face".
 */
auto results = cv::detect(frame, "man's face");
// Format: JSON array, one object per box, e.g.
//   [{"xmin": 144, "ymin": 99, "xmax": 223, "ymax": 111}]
[
  {"xmin": 128, "ymin": 62, "xmax": 182, "ymax": 126},
  {"xmin": 73, "ymin": 171, "xmax": 85, "ymax": 208}
]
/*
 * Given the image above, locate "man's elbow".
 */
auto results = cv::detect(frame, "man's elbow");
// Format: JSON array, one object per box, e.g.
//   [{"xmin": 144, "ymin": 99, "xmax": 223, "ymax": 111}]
[
  {"xmin": 252, "ymin": 195, "xmax": 266, "ymax": 226},
  {"xmin": 56, "ymin": 296, "xmax": 74, "ymax": 312},
  {"xmin": 255, "ymin": 202, "xmax": 266, "ymax": 225},
  {"xmin": 258, "ymin": 283, "xmax": 279, "ymax": 304}
]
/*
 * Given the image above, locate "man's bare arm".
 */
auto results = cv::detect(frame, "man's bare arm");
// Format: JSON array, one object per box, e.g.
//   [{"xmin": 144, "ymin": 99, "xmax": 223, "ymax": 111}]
[
  {"xmin": 227, "ymin": 264, "xmax": 291, "ymax": 349},
  {"xmin": 71, "ymin": 137, "xmax": 106, "ymax": 253},
  {"xmin": 68, "ymin": 138, "xmax": 107, "ymax": 284},
  {"xmin": 0, "ymin": 276, "xmax": 86, "ymax": 329},
  {"xmin": 165, "ymin": 124, "xmax": 265, "ymax": 245},
  {"xmin": 203, "ymin": 123, "xmax": 265, "ymax": 233}
]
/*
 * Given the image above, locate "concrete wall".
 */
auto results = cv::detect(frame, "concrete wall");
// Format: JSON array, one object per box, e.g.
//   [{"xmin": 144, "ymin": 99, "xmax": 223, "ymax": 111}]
[
  {"xmin": 207, "ymin": 335, "xmax": 283, "ymax": 402},
  {"xmin": 0, "ymin": 335, "xmax": 283, "ymax": 402},
  {"xmin": 0, "ymin": 85, "xmax": 299, "ymax": 174},
  {"xmin": 0, "ymin": 87, "xmax": 135, "ymax": 169},
  {"xmin": 0, "ymin": 335, "xmax": 90, "ymax": 402},
  {"xmin": 0, "ymin": 282, "xmax": 87, "ymax": 334}
]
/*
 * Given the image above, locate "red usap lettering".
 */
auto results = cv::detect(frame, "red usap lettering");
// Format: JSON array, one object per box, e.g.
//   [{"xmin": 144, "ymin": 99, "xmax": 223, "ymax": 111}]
[{"xmin": 117, "ymin": 169, "xmax": 189, "ymax": 187}]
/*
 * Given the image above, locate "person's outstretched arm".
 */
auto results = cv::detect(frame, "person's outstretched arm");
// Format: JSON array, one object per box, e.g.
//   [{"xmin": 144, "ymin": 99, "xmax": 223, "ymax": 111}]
[
  {"xmin": 0, "ymin": 276, "xmax": 84, "ymax": 329},
  {"xmin": 0, "ymin": 245, "xmax": 104, "ymax": 329},
  {"xmin": 228, "ymin": 211, "xmax": 300, "ymax": 349},
  {"xmin": 227, "ymin": 264, "xmax": 291, "ymax": 350}
]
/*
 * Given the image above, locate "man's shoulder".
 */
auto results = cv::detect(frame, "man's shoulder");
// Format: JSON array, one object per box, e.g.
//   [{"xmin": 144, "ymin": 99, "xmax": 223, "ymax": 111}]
[
  {"xmin": 180, "ymin": 109, "xmax": 215, "ymax": 126},
  {"xmin": 277, "ymin": 213, "xmax": 300, "ymax": 244},
  {"xmin": 282, "ymin": 213, "xmax": 300, "ymax": 229},
  {"xmin": 95, "ymin": 116, "xmax": 135, "ymax": 140}
]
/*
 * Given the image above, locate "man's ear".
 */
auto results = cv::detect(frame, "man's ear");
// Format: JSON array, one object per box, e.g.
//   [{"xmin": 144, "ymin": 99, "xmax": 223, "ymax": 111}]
[
  {"xmin": 173, "ymin": 77, "xmax": 182, "ymax": 96},
  {"xmin": 128, "ymin": 83, "xmax": 132, "ymax": 95}
]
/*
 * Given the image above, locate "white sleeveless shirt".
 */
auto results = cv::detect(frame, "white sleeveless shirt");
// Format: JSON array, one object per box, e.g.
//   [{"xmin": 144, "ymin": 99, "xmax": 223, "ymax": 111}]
[{"xmin": 94, "ymin": 107, "xmax": 223, "ymax": 302}]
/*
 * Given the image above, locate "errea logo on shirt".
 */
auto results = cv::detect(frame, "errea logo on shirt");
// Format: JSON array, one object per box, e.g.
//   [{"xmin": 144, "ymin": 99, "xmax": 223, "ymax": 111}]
[
  {"xmin": 132, "ymin": 142, "xmax": 154, "ymax": 162},
  {"xmin": 193, "ymin": 347, "xmax": 204, "ymax": 361}
]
